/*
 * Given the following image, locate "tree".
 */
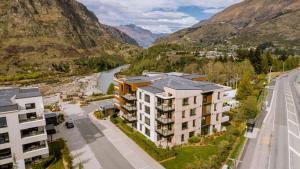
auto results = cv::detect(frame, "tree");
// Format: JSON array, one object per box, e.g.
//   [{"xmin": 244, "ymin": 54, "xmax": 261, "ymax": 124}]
[
  {"xmin": 261, "ymin": 54, "xmax": 269, "ymax": 74},
  {"xmin": 107, "ymin": 83, "xmax": 115, "ymax": 95},
  {"xmin": 240, "ymin": 96, "xmax": 258, "ymax": 119},
  {"xmin": 236, "ymin": 71, "xmax": 253, "ymax": 100}
]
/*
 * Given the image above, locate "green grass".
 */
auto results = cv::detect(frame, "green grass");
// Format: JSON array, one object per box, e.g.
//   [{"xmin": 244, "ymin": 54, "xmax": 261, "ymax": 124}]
[
  {"xmin": 111, "ymin": 117, "xmax": 176, "ymax": 161},
  {"xmin": 162, "ymin": 135, "xmax": 228, "ymax": 169},
  {"xmin": 48, "ymin": 159, "xmax": 64, "ymax": 169},
  {"xmin": 227, "ymin": 136, "xmax": 246, "ymax": 167}
]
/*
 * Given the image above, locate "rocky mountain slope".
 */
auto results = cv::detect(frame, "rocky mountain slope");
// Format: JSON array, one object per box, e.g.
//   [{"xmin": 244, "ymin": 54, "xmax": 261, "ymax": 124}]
[
  {"xmin": 117, "ymin": 24, "xmax": 166, "ymax": 48},
  {"xmin": 158, "ymin": 0, "xmax": 300, "ymax": 48},
  {"xmin": 0, "ymin": 0, "xmax": 138, "ymax": 75}
]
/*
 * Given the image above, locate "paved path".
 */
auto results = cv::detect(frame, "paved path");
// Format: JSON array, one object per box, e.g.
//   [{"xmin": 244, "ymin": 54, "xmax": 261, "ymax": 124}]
[
  {"xmin": 60, "ymin": 103, "xmax": 133, "ymax": 169},
  {"xmin": 89, "ymin": 114, "xmax": 165, "ymax": 169}
]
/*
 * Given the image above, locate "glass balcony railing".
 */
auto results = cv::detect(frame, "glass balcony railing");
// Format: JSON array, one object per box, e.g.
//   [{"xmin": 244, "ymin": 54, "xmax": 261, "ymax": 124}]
[
  {"xmin": 122, "ymin": 114, "xmax": 137, "ymax": 122},
  {"xmin": 155, "ymin": 116, "xmax": 174, "ymax": 124},
  {"xmin": 19, "ymin": 116, "xmax": 43, "ymax": 123},
  {"xmin": 23, "ymin": 144, "xmax": 46, "ymax": 153},
  {"xmin": 155, "ymin": 128, "xmax": 174, "ymax": 137},
  {"xmin": 21, "ymin": 130, "xmax": 45, "ymax": 138}
]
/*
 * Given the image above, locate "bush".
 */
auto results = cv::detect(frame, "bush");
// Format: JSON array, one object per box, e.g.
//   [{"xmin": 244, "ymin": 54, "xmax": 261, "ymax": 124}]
[
  {"xmin": 62, "ymin": 145, "xmax": 73, "ymax": 169},
  {"xmin": 94, "ymin": 111, "xmax": 105, "ymax": 119},
  {"xmin": 188, "ymin": 136, "xmax": 201, "ymax": 144},
  {"xmin": 57, "ymin": 113, "xmax": 65, "ymax": 124}
]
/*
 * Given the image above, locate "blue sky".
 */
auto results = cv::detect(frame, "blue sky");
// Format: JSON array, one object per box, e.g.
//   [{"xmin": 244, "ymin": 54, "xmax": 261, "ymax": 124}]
[{"xmin": 79, "ymin": 0, "xmax": 242, "ymax": 33}]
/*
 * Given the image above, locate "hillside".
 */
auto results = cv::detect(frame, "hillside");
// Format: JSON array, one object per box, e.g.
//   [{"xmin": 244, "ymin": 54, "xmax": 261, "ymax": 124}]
[
  {"xmin": 0, "ymin": 0, "xmax": 139, "ymax": 77},
  {"xmin": 117, "ymin": 24, "xmax": 166, "ymax": 48},
  {"xmin": 157, "ymin": 0, "xmax": 300, "ymax": 48}
]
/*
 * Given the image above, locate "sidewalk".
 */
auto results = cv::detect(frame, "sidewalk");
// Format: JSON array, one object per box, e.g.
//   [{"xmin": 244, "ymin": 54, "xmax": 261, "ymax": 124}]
[{"xmin": 89, "ymin": 114, "xmax": 165, "ymax": 169}]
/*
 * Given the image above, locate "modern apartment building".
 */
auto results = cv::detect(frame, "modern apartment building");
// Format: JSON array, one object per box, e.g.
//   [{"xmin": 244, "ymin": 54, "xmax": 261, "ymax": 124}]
[
  {"xmin": 114, "ymin": 73, "xmax": 226, "ymax": 147},
  {"xmin": 0, "ymin": 88, "xmax": 49, "ymax": 169}
]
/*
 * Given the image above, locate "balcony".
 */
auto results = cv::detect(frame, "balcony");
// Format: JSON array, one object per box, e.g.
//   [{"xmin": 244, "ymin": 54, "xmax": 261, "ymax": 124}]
[
  {"xmin": 0, "ymin": 133, "xmax": 9, "ymax": 144},
  {"xmin": 155, "ymin": 128, "xmax": 174, "ymax": 137},
  {"xmin": 222, "ymin": 116, "xmax": 230, "ymax": 123},
  {"xmin": 155, "ymin": 104, "xmax": 175, "ymax": 112},
  {"xmin": 122, "ymin": 114, "xmax": 137, "ymax": 122},
  {"xmin": 0, "ymin": 148, "xmax": 11, "ymax": 160},
  {"xmin": 23, "ymin": 141, "xmax": 47, "ymax": 153},
  {"xmin": 156, "ymin": 116, "xmax": 174, "ymax": 124},
  {"xmin": 21, "ymin": 128, "xmax": 45, "ymax": 139},
  {"xmin": 19, "ymin": 115, "xmax": 44, "ymax": 123},
  {"xmin": 121, "ymin": 94, "xmax": 136, "ymax": 102},
  {"xmin": 121, "ymin": 104, "xmax": 137, "ymax": 112},
  {"xmin": 156, "ymin": 93, "xmax": 174, "ymax": 100}
]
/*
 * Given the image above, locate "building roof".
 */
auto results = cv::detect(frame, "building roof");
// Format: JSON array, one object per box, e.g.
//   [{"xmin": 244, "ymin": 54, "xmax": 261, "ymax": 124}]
[
  {"xmin": 139, "ymin": 86, "xmax": 163, "ymax": 94},
  {"xmin": 151, "ymin": 75, "xmax": 221, "ymax": 91},
  {"xmin": 124, "ymin": 76, "xmax": 150, "ymax": 84},
  {"xmin": 181, "ymin": 74, "xmax": 207, "ymax": 80},
  {"xmin": 0, "ymin": 87, "xmax": 41, "ymax": 113}
]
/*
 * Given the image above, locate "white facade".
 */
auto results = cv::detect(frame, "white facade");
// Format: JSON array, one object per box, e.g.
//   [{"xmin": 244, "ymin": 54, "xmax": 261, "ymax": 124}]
[
  {"xmin": 0, "ymin": 89, "xmax": 49, "ymax": 169},
  {"xmin": 136, "ymin": 86, "xmax": 225, "ymax": 147}
]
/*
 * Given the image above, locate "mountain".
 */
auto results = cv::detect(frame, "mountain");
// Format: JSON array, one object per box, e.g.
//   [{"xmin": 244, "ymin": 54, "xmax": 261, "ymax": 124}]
[
  {"xmin": 117, "ymin": 24, "xmax": 166, "ymax": 48},
  {"xmin": 157, "ymin": 0, "xmax": 300, "ymax": 48},
  {"xmin": 0, "ymin": 0, "xmax": 138, "ymax": 76}
]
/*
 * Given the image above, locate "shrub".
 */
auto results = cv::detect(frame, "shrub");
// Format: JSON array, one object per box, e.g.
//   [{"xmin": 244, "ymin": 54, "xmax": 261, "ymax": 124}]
[
  {"xmin": 32, "ymin": 156, "xmax": 55, "ymax": 169},
  {"xmin": 62, "ymin": 145, "xmax": 73, "ymax": 169},
  {"xmin": 188, "ymin": 136, "xmax": 201, "ymax": 144},
  {"xmin": 57, "ymin": 113, "xmax": 65, "ymax": 123},
  {"xmin": 94, "ymin": 111, "xmax": 105, "ymax": 119}
]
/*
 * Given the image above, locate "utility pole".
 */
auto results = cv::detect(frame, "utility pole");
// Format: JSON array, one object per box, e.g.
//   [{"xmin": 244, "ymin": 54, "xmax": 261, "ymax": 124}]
[{"xmin": 268, "ymin": 66, "xmax": 272, "ymax": 84}]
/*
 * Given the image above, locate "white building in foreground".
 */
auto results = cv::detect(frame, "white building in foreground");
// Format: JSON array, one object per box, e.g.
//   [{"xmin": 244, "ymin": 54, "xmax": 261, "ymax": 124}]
[{"xmin": 0, "ymin": 88, "xmax": 49, "ymax": 169}]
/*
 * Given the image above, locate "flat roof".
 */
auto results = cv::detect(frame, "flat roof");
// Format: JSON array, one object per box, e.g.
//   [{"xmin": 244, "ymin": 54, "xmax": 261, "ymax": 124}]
[{"xmin": 0, "ymin": 87, "xmax": 41, "ymax": 113}]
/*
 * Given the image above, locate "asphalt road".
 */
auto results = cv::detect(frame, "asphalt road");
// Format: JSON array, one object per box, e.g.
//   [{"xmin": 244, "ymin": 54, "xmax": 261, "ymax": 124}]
[
  {"xmin": 240, "ymin": 70, "xmax": 300, "ymax": 169},
  {"xmin": 74, "ymin": 118, "xmax": 134, "ymax": 169}
]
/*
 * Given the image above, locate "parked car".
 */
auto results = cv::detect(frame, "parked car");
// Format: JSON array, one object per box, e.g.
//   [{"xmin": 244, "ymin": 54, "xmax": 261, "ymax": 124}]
[{"xmin": 65, "ymin": 120, "xmax": 74, "ymax": 129}]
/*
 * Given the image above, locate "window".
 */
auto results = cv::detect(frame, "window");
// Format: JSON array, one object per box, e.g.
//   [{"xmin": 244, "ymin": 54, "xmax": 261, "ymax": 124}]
[
  {"xmin": 145, "ymin": 127, "xmax": 150, "ymax": 137},
  {"xmin": 216, "ymin": 113, "xmax": 219, "ymax": 121},
  {"xmin": 145, "ymin": 105, "xmax": 150, "ymax": 114},
  {"xmin": 25, "ymin": 103, "xmax": 35, "ymax": 110},
  {"xmin": 140, "ymin": 124, "xmax": 142, "ymax": 131},
  {"xmin": 182, "ymin": 98, "xmax": 189, "ymax": 106},
  {"xmin": 189, "ymin": 131, "xmax": 195, "ymax": 138},
  {"xmin": 145, "ymin": 94, "xmax": 150, "ymax": 103},
  {"xmin": 190, "ymin": 108, "xmax": 196, "ymax": 116},
  {"xmin": 194, "ymin": 96, "xmax": 197, "ymax": 104},
  {"xmin": 214, "ymin": 103, "xmax": 217, "ymax": 111},
  {"xmin": 182, "ymin": 122, "xmax": 188, "ymax": 130},
  {"xmin": 139, "ymin": 92, "xmax": 142, "ymax": 99},
  {"xmin": 218, "ymin": 92, "xmax": 221, "ymax": 100},
  {"xmin": 193, "ymin": 120, "xmax": 196, "ymax": 127},
  {"xmin": 145, "ymin": 117, "xmax": 150, "ymax": 126},
  {"xmin": 139, "ymin": 103, "xmax": 142, "ymax": 110},
  {"xmin": 0, "ymin": 117, "xmax": 7, "ymax": 128},
  {"xmin": 0, "ymin": 133, "xmax": 9, "ymax": 144},
  {"xmin": 181, "ymin": 134, "xmax": 185, "ymax": 142},
  {"xmin": 182, "ymin": 111, "xmax": 185, "ymax": 118},
  {"xmin": 0, "ymin": 148, "xmax": 11, "ymax": 159},
  {"xmin": 139, "ymin": 113, "xmax": 142, "ymax": 121}
]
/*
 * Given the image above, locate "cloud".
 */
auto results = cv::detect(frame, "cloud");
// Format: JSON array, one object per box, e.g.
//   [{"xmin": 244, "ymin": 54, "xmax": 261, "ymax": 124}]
[{"xmin": 78, "ymin": 0, "xmax": 242, "ymax": 33}]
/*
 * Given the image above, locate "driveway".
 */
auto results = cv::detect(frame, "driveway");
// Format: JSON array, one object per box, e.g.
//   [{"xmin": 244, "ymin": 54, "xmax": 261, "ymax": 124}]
[{"xmin": 60, "ymin": 103, "xmax": 133, "ymax": 169}]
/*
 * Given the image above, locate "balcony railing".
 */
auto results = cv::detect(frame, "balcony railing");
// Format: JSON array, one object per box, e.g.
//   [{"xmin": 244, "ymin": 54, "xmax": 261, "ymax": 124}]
[
  {"xmin": 0, "ymin": 154, "xmax": 11, "ymax": 160},
  {"xmin": 0, "ymin": 138, "xmax": 9, "ymax": 144},
  {"xmin": 23, "ymin": 144, "xmax": 46, "ymax": 153},
  {"xmin": 156, "ymin": 116, "xmax": 174, "ymax": 124},
  {"xmin": 122, "ymin": 114, "xmax": 137, "ymax": 122},
  {"xmin": 121, "ymin": 94, "xmax": 136, "ymax": 101},
  {"xmin": 21, "ymin": 130, "xmax": 45, "ymax": 138},
  {"xmin": 19, "ymin": 116, "xmax": 44, "ymax": 123},
  {"xmin": 155, "ymin": 128, "xmax": 174, "ymax": 137},
  {"xmin": 121, "ymin": 104, "xmax": 137, "ymax": 112},
  {"xmin": 155, "ymin": 104, "xmax": 175, "ymax": 112},
  {"xmin": 156, "ymin": 93, "xmax": 174, "ymax": 100}
]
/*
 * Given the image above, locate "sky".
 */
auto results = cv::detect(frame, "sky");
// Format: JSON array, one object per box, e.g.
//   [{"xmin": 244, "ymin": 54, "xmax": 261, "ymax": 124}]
[{"xmin": 79, "ymin": 0, "xmax": 242, "ymax": 34}]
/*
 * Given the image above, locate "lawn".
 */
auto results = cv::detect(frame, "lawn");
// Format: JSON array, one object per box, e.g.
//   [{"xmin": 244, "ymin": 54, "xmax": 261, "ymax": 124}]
[
  {"xmin": 162, "ymin": 135, "xmax": 228, "ymax": 169},
  {"xmin": 48, "ymin": 159, "xmax": 64, "ymax": 169}
]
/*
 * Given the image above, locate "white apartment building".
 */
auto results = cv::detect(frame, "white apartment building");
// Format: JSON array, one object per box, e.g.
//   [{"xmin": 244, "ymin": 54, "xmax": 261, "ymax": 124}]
[
  {"xmin": 0, "ymin": 88, "xmax": 49, "ymax": 169},
  {"xmin": 116, "ymin": 73, "xmax": 225, "ymax": 147}
]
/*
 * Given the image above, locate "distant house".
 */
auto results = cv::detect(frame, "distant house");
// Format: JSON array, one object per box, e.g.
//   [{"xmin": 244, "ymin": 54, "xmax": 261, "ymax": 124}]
[{"xmin": 99, "ymin": 102, "xmax": 116, "ymax": 117}]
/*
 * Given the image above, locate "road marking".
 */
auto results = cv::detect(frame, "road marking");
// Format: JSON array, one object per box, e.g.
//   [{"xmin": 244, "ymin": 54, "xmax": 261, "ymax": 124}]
[
  {"xmin": 288, "ymin": 119, "xmax": 300, "ymax": 127},
  {"xmin": 289, "ymin": 130, "xmax": 300, "ymax": 140}
]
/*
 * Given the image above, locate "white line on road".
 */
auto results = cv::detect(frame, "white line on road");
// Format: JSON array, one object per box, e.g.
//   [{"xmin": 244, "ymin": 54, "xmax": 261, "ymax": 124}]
[{"xmin": 290, "ymin": 146, "xmax": 300, "ymax": 158}]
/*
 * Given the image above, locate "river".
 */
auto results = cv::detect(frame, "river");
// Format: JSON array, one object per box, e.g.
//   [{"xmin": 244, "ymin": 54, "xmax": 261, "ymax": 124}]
[{"xmin": 98, "ymin": 64, "xmax": 129, "ymax": 93}]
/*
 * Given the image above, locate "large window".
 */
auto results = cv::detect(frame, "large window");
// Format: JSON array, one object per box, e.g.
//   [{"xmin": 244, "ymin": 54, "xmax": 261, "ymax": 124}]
[
  {"xmin": 182, "ymin": 122, "xmax": 188, "ymax": 130},
  {"xmin": 190, "ymin": 108, "xmax": 196, "ymax": 116},
  {"xmin": 0, "ymin": 117, "xmax": 7, "ymax": 128},
  {"xmin": 139, "ymin": 92, "xmax": 142, "ymax": 99},
  {"xmin": 193, "ymin": 120, "xmax": 196, "ymax": 127},
  {"xmin": 145, "ymin": 127, "xmax": 150, "ymax": 137},
  {"xmin": 194, "ymin": 96, "xmax": 197, "ymax": 104},
  {"xmin": 218, "ymin": 92, "xmax": 221, "ymax": 100},
  {"xmin": 182, "ymin": 111, "xmax": 185, "ymax": 118},
  {"xmin": 182, "ymin": 98, "xmax": 189, "ymax": 106},
  {"xmin": 0, "ymin": 148, "xmax": 11, "ymax": 160},
  {"xmin": 139, "ymin": 103, "xmax": 142, "ymax": 110},
  {"xmin": 214, "ymin": 103, "xmax": 217, "ymax": 111},
  {"xmin": 0, "ymin": 133, "xmax": 9, "ymax": 144},
  {"xmin": 25, "ymin": 103, "xmax": 36, "ymax": 110},
  {"xmin": 145, "ymin": 117, "xmax": 150, "ymax": 126},
  {"xmin": 145, "ymin": 105, "xmax": 150, "ymax": 114},
  {"xmin": 181, "ymin": 134, "xmax": 184, "ymax": 142},
  {"xmin": 144, "ymin": 94, "xmax": 150, "ymax": 103}
]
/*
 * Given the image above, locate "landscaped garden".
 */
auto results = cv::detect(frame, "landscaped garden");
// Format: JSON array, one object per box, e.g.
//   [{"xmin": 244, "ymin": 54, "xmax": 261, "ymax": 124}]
[{"xmin": 32, "ymin": 139, "xmax": 72, "ymax": 169}]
